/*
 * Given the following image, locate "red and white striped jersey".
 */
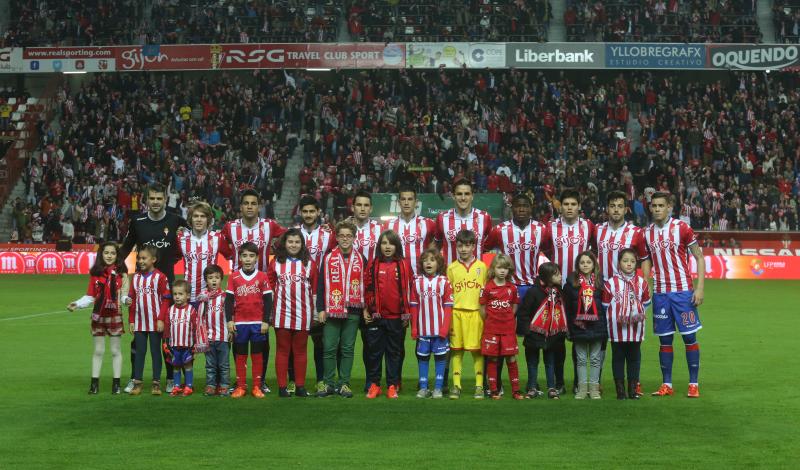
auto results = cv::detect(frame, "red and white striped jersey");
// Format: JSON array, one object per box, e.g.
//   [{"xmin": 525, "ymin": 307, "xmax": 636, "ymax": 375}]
[
  {"xmin": 299, "ymin": 224, "xmax": 336, "ymax": 272},
  {"xmin": 410, "ymin": 274, "xmax": 454, "ymax": 338},
  {"xmin": 226, "ymin": 269, "xmax": 272, "ymax": 324},
  {"xmin": 127, "ymin": 270, "xmax": 170, "ymax": 332},
  {"xmin": 222, "ymin": 218, "xmax": 286, "ymax": 271},
  {"xmin": 166, "ymin": 304, "xmax": 198, "ymax": 348},
  {"xmin": 485, "ymin": 219, "xmax": 547, "ymax": 285},
  {"xmin": 202, "ymin": 291, "xmax": 228, "ymax": 342},
  {"xmin": 268, "ymin": 258, "xmax": 318, "ymax": 331},
  {"xmin": 177, "ymin": 230, "xmax": 227, "ymax": 302},
  {"xmin": 435, "ymin": 208, "xmax": 493, "ymax": 266},
  {"xmin": 602, "ymin": 274, "xmax": 651, "ymax": 342},
  {"xmin": 384, "ymin": 215, "xmax": 436, "ymax": 276},
  {"xmin": 595, "ymin": 222, "xmax": 649, "ymax": 279},
  {"xmin": 547, "ymin": 218, "xmax": 594, "ymax": 284},
  {"xmin": 644, "ymin": 218, "xmax": 697, "ymax": 293},
  {"xmin": 353, "ymin": 219, "xmax": 383, "ymax": 266}
]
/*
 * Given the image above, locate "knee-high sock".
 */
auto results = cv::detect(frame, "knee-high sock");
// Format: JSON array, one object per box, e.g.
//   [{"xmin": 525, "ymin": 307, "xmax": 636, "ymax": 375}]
[
  {"xmin": 185, "ymin": 368, "xmax": 193, "ymax": 388},
  {"xmin": 417, "ymin": 355, "xmax": 430, "ymax": 390},
  {"xmin": 658, "ymin": 335, "xmax": 675, "ymax": 385},
  {"xmin": 496, "ymin": 357, "xmax": 504, "ymax": 388},
  {"xmin": 173, "ymin": 368, "xmax": 182, "ymax": 387},
  {"xmin": 235, "ymin": 354, "xmax": 248, "ymax": 388},
  {"xmin": 685, "ymin": 342, "xmax": 700, "ymax": 384},
  {"xmin": 92, "ymin": 337, "xmax": 105, "ymax": 378},
  {"xmin": 434, "ymin": 355, "xmax": 446, "ymax": 390},
  {"xmin": 451, "ymin": 351, "xmax": 464, "ymax": 388},
  {"xmin": 507, "ymin": 359, "xmax": 520, "ymax": 394},
  {"xmin": 486, "ymin": 360, "xmax": 498, "ymax": 392},
  {"xmin": 251, "ymin": 352, "xmax": 263, "ymax": 386},
  {"xmin": 110, "ymin": 336, "xmax": 122, "ymax": 379},
  {"xmin": 471, "ymin": 351, "xmax": 484, "ymax": 388}
]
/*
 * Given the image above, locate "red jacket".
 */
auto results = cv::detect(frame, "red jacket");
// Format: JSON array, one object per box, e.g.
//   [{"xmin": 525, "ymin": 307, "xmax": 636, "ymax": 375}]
[{"xmin": 365, "ymin": 257, "xmax": 414, "ymax": 320}]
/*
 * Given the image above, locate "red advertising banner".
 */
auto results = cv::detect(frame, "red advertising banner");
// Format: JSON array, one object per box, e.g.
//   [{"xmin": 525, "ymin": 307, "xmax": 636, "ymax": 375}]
[
  {"xmin": 114, "ymin": 45, "xmax": 212, "ymax": 71},
  {"xmin": 213, "ymin": 43, "xmax": 405, "ymax": 69}
]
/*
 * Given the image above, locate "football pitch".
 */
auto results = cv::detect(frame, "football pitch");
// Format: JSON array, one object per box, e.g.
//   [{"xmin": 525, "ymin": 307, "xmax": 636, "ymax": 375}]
[{"xmin": 0, "ymin": 275, "xmax": 797, "ymax": 468}]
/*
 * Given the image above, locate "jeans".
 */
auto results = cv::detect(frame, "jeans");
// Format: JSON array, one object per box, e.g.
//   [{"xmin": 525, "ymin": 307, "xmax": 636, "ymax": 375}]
[
  {"xmin": 204, "ymin": 341, "xmax": 230, "ymax": 388},
  {"xmin": 574, "ymin": 340, "xmax": 604, "ymax": 384},
  {"xmin": 365, "ymin": 318, "xmax": 404, "ymax": 387},
  {"xmin": 525, "ymin": 345, "xmax": 556, "ymax": 389},
  {"xmin": 322, "ymin": 313, "xmax": 360, "ymax": 387},
  {"xmin": 133, "ymin": 332, "xmax": 162, "ymax": 382}
]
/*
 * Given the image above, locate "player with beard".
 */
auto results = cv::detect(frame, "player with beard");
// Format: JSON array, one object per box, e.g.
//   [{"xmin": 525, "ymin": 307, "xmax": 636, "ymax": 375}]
[{"xmin": 119, "ymin": 182, "xmax": 188, "ymax": 394}]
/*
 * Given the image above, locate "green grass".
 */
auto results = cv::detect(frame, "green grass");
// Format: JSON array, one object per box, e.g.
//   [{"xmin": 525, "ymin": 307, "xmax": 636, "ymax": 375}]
[{"xmin": 0, "ymin": 276, "xmax": 798, "ymax": 468}]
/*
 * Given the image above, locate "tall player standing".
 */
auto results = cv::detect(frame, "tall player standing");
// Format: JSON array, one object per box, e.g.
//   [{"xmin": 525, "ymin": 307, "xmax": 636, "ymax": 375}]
[
  {"xmin": 120, "ymin": 182, "xmax": 188, "ymax": 394},
  {"xmin": 435, "ymin": 179, "xmax": 493, "ymax": 267},
  {"xmin": 645, "ymin": 192, "xmax": 705, "ymax": 398},
  {"xmin": 177, "ymin": 202, "xmax": 229, "ymax": 306},
  {"xmin": 349, "ymin": 190, "xmax": 383, "ymax": 391},
  {"xmin": 484, "ymin": 193, "xmax": 547, "ymax": 395},
  {"xmin": 296, "ymin": 195, "xmax": 336, "ymax": 395},
  {"xmin": 221, "ymin": 189, "xmax": 286, "ymax": 394},
  {"xmin": 593, "ymin": 190, "xmax": 651, "ymax": 395},
  {"xmin": 544, "ymin": 189, "xmax": 595, "ymax": 395}
]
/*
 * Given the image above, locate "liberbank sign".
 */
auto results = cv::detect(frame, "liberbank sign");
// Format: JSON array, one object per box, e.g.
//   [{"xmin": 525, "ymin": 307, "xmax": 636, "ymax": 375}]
[{"xmin": 506, "ymin": 43, "xmax": 604, "ymax": 68}]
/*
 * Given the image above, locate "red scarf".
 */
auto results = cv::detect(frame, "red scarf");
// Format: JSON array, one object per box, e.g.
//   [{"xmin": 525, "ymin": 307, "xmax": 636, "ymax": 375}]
[
  {"xmin": 575, "ymin": 273, "xmax": 599, "ymax": 321},
  {"xmin": 617, "ymin": 273, "xmax": 645, "ymax": 325},
  {"xmin": 102, "ymin": 266, "xmax": 120, "ymax": 311},
  {"xmin": 530, "ymin": 287, "xmax": 567, "ymax": 337},
  {"xmin": 324, "ymin": 247, "xmax": 365, "ymax": 318}
]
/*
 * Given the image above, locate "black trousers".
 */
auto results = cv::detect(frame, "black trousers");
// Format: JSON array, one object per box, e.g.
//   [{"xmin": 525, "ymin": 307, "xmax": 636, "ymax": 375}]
[
  {"xmin": 133, "ymin": 332, "xmax": 162, "ymax": 382},
  {"xmin": 611, "ymin": 342, "xmax": 641, "ymax": 381},
  {"xmin": 365, "ymin": 318, "xmax": 404, "ymax": 387}
]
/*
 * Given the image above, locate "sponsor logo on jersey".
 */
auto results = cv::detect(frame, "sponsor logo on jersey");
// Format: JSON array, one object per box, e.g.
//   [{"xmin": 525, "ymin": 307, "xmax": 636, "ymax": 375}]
[{"xmin": 554, "ymin": 235, "xmax": 585, "ymax": 248}]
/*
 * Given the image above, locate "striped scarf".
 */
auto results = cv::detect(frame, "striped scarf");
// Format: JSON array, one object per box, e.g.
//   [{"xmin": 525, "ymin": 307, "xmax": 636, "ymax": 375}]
[
  {"xmin": 618, "ymin": 273, "xmax": 645, "ymax": 325},
  {"xmin": 324, "ymin": 247, "xmax": 364, "ymax": 318}
]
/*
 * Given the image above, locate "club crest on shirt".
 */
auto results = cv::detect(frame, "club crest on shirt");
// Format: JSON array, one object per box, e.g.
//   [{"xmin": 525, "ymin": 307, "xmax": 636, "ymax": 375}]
[{"xmin": 163, "ymin": 227, "xmax": 170, "ymax": 236}]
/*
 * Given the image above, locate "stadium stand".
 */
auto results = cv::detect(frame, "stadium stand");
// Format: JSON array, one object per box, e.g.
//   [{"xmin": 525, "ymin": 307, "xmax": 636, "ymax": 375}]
[{"xmin": 564, "ymin": 0, "xmax": 762, "ymax": 43}]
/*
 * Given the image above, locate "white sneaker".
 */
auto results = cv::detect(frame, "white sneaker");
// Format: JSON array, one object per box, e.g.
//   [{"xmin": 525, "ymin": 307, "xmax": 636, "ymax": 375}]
[
  {"xmin": 416, "ymin": 388, "xmax": 432, "ymax": 399},
  {"xmin": 432, "ymin": 389, "xmax": 443, "ymax": 399},
  {"xmin": 166, "ymin": 379, "xmax": 175, "ymax": 394},
  {"xmin": 123, "ymin": 379, "xmax": 135, "ymax": 394}
]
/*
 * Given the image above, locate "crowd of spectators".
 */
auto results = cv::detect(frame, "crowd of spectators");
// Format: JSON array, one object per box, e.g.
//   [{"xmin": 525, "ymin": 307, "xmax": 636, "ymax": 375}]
[
  {"xmin": 7, "ymin": 67, "xmax": 800, "ymax": 243},
  {"xmin": 348, "ymin": 0, "xmax": 552, "ymax": 43},
  {"xmin": 9, "ymin": 70, "xmax": 312, "ymax": 244},
  {"xmin": 146, "ymin": 0, "xmax": 339, "ymax": 45},
  {"xmin": 565, "ymin": 0, "xmax": 761, "ymax": 43},
  {"xmin": 4, "ymin": 0, "xmax": 144, "ymax": 47},
  {"xmin": 772, "ymin": 0, "xmax": 800, "ymax": 43}
]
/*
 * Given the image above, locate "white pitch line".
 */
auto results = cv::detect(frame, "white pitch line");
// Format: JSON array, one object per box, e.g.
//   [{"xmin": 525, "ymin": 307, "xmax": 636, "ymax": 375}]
[{"xmin": 0, "ymin": 310, "xmax": 68, "ymax": 322}]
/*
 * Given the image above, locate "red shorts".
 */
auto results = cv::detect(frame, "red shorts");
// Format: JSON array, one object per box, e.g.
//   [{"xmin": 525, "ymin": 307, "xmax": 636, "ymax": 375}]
[
  {"xmin": 481, "ymin": 332, "xmax": 519, "ymax": 357},
  {"xmin": 91, "ymin": 312, "xmax": 124, "ymax": 337}
]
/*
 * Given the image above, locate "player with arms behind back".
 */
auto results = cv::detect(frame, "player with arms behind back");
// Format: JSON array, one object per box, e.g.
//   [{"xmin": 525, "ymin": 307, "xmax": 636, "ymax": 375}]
[{"xmin": 645, "ymin": 192, "xmax": 705, "ymax": 398}]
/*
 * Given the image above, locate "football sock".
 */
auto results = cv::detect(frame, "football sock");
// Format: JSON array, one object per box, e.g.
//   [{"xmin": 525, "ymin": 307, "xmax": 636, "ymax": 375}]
[
  {"xmin": 434, "ymin": 355, "xmax": 446, "ymax": 390},
  {"xmin": 507, "ymin": 359, "xmax": 520, "ymax": 394},
  {"xmin": 251, "ymin": 352, "xmax": 264, "ymax": 386},
  {"xmin": 471, "ymin": 351, "xmax": 484, "ymax": 388},
  {"xmin": 658, "ymin": 335, "xmax": 674, "ymax": 385},
  {"xmin": 496, "ymin": 357, "xmax": 505, "ymax": 388},
  {"xmin": 452, "ymin": 351, "xmax": 464, "ymax": 388},
  {"xmin": 185, "ymin": 369, "xmax": 193, "ymax": 388},
  {"xmin": 417, "ymin": 356, "xmax": 430, "ymax": 390},
  {"xmin": 685, "ymin": 343, "xmax": 700, "ymax": 384},
  {"xmin": 235, "ymin": 354, "xmax": 247, "ymax": 388},
  {"xmin": 486, "ymin": 360, "xmax": 498, "ymax": 393},
  {"xmin": 173, "ymin": 369, "xmax": 181, "ymax": 387}
]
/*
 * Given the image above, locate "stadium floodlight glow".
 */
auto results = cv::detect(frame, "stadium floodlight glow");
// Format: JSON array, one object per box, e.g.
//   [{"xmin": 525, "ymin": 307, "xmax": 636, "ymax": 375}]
[
  {"xmin": 63, "ymin": 71, "xmax": 87, "ymax": 74},
  {"xmin": 306, "ymin": 68, "xmax": 331, "ymax": 71}
]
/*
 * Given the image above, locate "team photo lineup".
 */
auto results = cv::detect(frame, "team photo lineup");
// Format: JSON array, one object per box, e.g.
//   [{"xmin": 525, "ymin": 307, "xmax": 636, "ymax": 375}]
[{"xmin": 68, "ymin": 178, "xmax": 704, "ymax": 402}]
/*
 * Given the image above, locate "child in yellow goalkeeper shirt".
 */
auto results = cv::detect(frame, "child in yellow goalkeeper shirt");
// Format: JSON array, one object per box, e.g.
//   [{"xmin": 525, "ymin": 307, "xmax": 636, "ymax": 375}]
[{"xmin": 446, "ymin": 230, "xmax": 488, "ymax": 399}]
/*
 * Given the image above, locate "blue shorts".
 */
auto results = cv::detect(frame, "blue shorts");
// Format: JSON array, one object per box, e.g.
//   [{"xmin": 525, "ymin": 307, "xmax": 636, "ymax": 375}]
[
  {"xmin": 170, "ymin": 347, "xmax": 194, "ymax": 367},
  {"xmin": 517, "ymin": 284, "xmax": 532, "ymax": 301},
  {"xmin": 416, "ymin": 336, "xmax": 449, "ymax": 356},
  {"xmin": 234, "ymin": 323, "xmax": 266, "ymax": 344},
  {"xmin": 652, "ymin": 291, "xmax": 702, "ymax": 336}
]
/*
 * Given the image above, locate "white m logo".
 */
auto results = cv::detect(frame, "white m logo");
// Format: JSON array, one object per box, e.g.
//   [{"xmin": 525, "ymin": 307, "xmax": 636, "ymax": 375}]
[{"xmin": 1, "ymin": 257, "xmax": 17, "ymax": 270}]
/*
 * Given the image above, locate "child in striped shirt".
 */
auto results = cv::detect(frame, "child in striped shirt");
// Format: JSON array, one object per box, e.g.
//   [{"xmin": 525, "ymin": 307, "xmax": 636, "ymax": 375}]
[
  {"xmin": 165, "ymin": 280, "xmax": 199, "ymax": 397},
  {"xmin": 201, "ymin": 264, "xmax": 230, "ymax": 396},
  {"xmin": 410, "ymin": 248, "xmax": 453, "ymax": 399}
]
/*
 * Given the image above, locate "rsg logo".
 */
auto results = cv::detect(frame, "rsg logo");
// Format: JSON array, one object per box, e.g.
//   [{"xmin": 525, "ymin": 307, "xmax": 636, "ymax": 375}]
[{"xmin": 223, "ymin": 48, "xmax": 285, "ymax": 65}]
